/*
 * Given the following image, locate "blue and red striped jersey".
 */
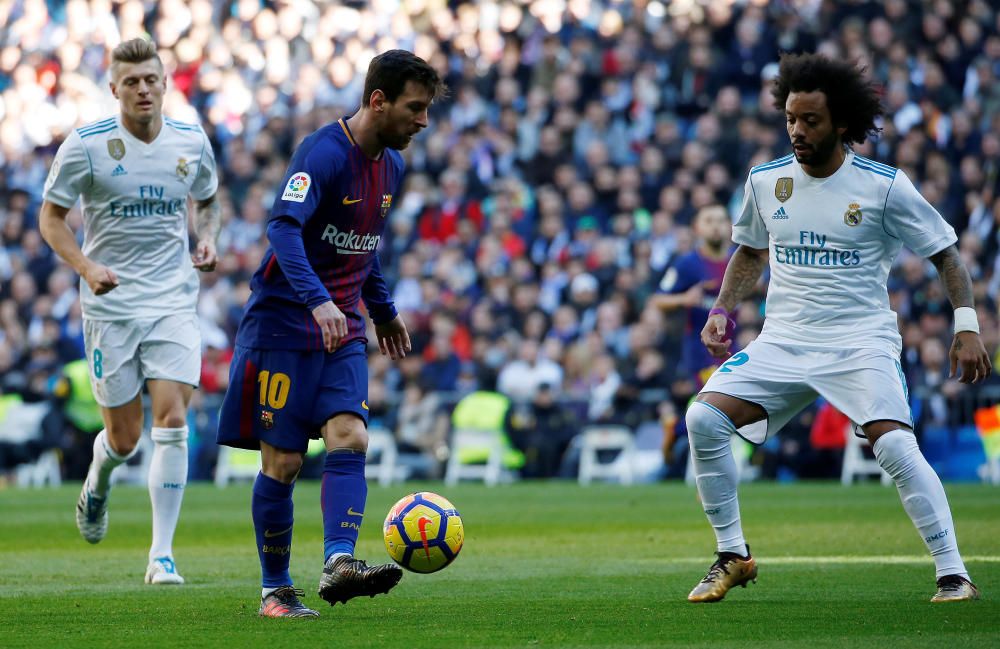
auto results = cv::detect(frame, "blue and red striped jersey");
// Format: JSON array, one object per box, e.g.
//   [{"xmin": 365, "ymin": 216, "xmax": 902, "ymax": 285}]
[{"xmin": 236, "ymin": 118, "xmax": 404, "ymax": 351}]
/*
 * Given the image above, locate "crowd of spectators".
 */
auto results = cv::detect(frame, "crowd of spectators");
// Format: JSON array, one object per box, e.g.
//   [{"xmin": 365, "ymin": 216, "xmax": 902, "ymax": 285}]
[{"xmin": 2, "ymin": 0, "xmax": 1000, "ymax": 480}]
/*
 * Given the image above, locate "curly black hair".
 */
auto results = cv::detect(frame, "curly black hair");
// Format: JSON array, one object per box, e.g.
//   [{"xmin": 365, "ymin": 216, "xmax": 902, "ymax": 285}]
[{"xmin": 771, "ymin": 52, "xmax": 883, "ymax": 146}]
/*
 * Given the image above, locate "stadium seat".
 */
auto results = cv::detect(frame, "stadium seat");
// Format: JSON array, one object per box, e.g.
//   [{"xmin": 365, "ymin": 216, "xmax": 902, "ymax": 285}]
[
  {"xmin": 444, "ymin": 429, "xmax": 510, "ymax": 486},
  {"xmin": 577, "ymin": 425, "xmax": 636, "ymax": 485},
  {"xmin": 840, "ymin": 427, "xmax": 892, "ymax": 485},
  {"xmin": 214, "ymin": 445, "xmax": 262, "ymax": 487},
  {"xmin": 15, "ymin": 449, "xmax": 61, "ymax": 487},
  {"xmin": 3, "ymin": 401, "xmax": 61, "ymax": 487},
  {"xmin": 978, "ymin": 456, "xmax": 1000, "ymax": 485},
  {"xmin": 365, "ymin": 427, "xmax": 408, "ymax": 486}
]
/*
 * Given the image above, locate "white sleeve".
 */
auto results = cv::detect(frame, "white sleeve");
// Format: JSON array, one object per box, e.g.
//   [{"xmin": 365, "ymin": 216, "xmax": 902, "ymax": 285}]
[
  {"xmin": 190, "ymin": 129, "xmax": 219, "ymax": 201},
  {"xmin": 43, "ymin": 132, "xmax": 91, "ymax": 208},
  {"xmin": 882, "ymin": 170, "xmax": 957, "ymax": 257},
  {"xmin": 731, "ymin": 174, "xmax": 769, "ymax": 248}
]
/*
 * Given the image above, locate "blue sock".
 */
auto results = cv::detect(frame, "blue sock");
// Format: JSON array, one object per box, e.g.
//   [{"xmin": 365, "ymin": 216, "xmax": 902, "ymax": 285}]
[
  {"xmin": 252, "ymin": 472, "xmax": 295, "ymax": 588},
  {"xmin": 321, "ymin": 450, "xmax": 367, "ymax": 562}
]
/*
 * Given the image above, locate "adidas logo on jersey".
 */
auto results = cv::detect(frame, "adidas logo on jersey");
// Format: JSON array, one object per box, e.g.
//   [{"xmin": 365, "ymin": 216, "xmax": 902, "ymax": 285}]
[
  {"xmin": 772, "ymin": 206, "xmax": 789, "ymax": 220},
  {"xmin": 111, "ymin": 164, "xmax": 127, "ymax": 177}
]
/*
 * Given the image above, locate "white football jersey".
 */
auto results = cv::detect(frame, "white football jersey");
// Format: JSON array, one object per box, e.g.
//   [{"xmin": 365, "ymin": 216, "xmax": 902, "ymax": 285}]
[
  {"xmin": 734, "ymin": 150, "xmax": 956, "ymax": 354},
  {"xmin": 44, "ymin": 116, "xmax": 219, "ymax": 320}
]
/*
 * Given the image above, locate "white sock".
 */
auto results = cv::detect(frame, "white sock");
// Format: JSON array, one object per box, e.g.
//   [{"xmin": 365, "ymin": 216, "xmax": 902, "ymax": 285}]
[
  {"xmin": 86, "ymin": 429, "xmax": 136, "ymax": 498},
  {"xmin": 148, "ymin": 426, "xmax": 188, "ymax": 561},
  {"xmin": 262, "ymin": 587, "xmax": 279, "ymax": 598},
  {"xmin": 874, "ymin": 429, "xmax": 968, "ymax": 580},
  {"xmin": 687, "ymin": 402, "xmax": 747, "ymax": 555}
]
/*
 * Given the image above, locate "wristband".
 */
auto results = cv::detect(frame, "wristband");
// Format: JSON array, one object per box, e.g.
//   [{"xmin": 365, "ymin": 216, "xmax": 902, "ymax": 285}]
[
  {"xmin": 953, "ymin": 307, "xmax": 980, "ymax": 334},
  {"xmin": 708, "ymin": 307, "xmax": 737, "ymax": 342}
]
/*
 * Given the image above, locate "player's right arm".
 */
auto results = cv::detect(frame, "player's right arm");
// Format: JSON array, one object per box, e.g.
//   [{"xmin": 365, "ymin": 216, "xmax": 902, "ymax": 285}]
[
  {"xmin": 701, "ymin": 175, "xmax": 769, "ymax": 358},
  {"xmin": 39, "ymin": 131, "xmax": 119, "ymax": 295},
  {"xmin": 39, "ymin": 201, "xmax": 119, "ymax": 295},
  {"xmin": 267, "ymin": 134, "xmax": 345, "ymax": 352}
]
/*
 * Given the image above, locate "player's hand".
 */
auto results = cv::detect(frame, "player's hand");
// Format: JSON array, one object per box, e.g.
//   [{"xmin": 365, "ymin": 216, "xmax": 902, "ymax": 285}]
[
  {"xmin": 312, "ymin": 301, "xmax": 347, "ymax": 353},
  {"xmin": 701, "ymin": 313, "xmax": 733, "ymax": 359},
  {"xmin": 83, "ymin": 262, "xmax": 119, "ymax": 295},
  {"xmin": 192, "ymin": 240, "xmax": 218, "ymax": 272},
  {"xmin": 949, "ymin": 331, "xmax": 992, "ymax": 384},
  {"xmin": 375, "ymin": 315, "xmax": 411, "ymax": 361}
]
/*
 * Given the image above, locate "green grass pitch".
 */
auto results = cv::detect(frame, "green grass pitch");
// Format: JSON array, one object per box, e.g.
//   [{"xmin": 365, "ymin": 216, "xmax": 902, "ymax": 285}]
[{"xmin": 1, "ymin": 482, "xmax": 998, "ymax": 648}]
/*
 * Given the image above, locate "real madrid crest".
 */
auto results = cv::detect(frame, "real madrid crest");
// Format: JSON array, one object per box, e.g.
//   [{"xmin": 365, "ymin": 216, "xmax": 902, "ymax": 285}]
[
  {"xmin": 380, "ymin": 193, "xmax": 393, "ymax": 218},
  {"xmin": 844, "ymin": 202, "xmax": 862, "ymax": 226},
  {"xmin": 176, "ymin": 157, "xmax": 189, "ymax": 179},
  {"xmin": 107, "ymin": 139, "xmax": 125, "ymax": 160},
  {"xmin": 774, "ymin": 177, "xmax": 793, "ymax": 203}
]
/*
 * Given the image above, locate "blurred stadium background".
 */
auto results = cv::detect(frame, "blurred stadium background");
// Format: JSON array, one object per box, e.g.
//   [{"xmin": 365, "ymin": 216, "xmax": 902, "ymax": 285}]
[{"xmin": 2, "ymin": 0, "xmax": 1000, "ymax": 489}]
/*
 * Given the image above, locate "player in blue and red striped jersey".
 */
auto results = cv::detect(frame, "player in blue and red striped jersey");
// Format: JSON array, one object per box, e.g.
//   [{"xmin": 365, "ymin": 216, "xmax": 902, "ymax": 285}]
[
  {"xmin": 649, "ymin": 204, "xmax": 735, "ymax": 388},
  {"xmin": 217, "ymin": 50, "xmax": 445, "ymax": 618}
]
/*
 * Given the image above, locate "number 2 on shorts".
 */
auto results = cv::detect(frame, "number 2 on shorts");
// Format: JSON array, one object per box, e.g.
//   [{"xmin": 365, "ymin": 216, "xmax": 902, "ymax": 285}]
[
  {"xmin": 718, "ymin": 351, "xmax": 749, "ymax": 373},
  {"xmin": 257, "ymin": 370, "xmax": 291, "ymax": 409}
]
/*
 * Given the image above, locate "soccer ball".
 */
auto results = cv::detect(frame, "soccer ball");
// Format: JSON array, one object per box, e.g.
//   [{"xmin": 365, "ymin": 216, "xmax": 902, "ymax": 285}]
[{"xmin": 383, "ymin": 492, "xmax": 464, "ymax": 573}]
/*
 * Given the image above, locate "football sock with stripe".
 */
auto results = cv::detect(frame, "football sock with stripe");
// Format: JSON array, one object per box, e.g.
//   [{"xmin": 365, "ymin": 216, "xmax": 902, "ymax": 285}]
[
  {"xmin": 321, "ymin": 449, "xmax": 367, "ymax": 562},
  {"xmin": 252, "ymin": 472, "xmax": 295, "ymax": 588},
  {"xmin": 148, "ymin": 426, "xmax": 188, "ymax": 561},
  {"xmin": 686, "ymin": 402, "xmax": 748, "ymax": 556},
  {"xmin": 874, "ymin": 429, "xmax": 969, "ymax": 579}
]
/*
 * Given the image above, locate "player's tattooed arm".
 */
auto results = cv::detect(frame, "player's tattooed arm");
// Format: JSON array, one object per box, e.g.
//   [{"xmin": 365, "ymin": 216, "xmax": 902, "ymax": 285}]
[
  {"xmin": 929, "ymin": 244, "xmax": 992, "ymax": 383},
  {"xmin": 192, "ymin": 194, "xmax": 221, "ymax": 271},
  {"xmin": 194, "ymin": 194, "xmax": 222, "ymax": 243},
  {"xmin": 928, "ymin": 244, "xmax": 974, "ymax": 308},
  {"xmin": 713, "ymin": 245, "xmax": 769, "ymax": 312}
]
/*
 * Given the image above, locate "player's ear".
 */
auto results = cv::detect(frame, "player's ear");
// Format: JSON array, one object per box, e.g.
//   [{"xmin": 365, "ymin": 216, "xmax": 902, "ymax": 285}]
[{"xmin": 370, "ymin": 89, "xmax": 386, "ymax": 112}]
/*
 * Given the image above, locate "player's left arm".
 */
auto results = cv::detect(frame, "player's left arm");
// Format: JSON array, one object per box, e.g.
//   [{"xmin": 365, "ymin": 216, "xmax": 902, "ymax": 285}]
[
  {"xmin": 191, "ymin": 194, "xmax": 220, "ymax": 271},
  {"xmin": 928, "ymin": 245, "xmax": 992, "ymax": 384},
  {"xmin": 363, "ymin": 255, "xmax": 410, "ymax": 360},
  {"xmin": 190, "ymin": 128, "xmax": 221, "ymax": 271}
]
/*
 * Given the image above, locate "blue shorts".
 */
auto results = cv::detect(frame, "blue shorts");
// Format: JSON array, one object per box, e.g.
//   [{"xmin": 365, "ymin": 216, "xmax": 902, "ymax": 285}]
[{"xmin": 217, "ymin": 341, "xmax": 369, "ymax": 452}]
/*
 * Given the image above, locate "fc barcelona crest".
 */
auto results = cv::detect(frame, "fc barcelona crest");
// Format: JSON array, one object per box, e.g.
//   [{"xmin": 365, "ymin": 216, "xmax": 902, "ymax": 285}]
[
  {"xmin": 380, "ymin": 193, "xmax": 393, "ymax": 218},
  {"xmin": 107, "ymin": 138, "xmax": 126, "ymax": 160},
  {"xmin": 260, "ymin": 410, "xmax": 274, "ymax": 430},
  {"xmin": 844, "ymin": 202, "xmax": 862, "ymax": 226},
  {"xmin": 774, "ymin": 177, "xmax": 793, "ymax": 202},
  {"xmin": 176, "ymin": 157, "xmax": 189, "ymax": 179}
]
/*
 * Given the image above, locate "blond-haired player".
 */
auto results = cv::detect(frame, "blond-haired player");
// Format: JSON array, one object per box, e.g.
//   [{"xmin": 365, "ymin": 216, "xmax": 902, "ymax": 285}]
[{"xmin": 40, "ymin": 38, "xmax": 220, "ymax": 585}]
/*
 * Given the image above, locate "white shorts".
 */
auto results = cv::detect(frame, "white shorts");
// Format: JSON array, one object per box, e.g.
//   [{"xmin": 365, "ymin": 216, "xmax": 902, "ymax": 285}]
[
  {"xmin": 700, "ymin": 336, "xmax": 911, "ymax": 444},
  {"xmin": 83, "ymin": 313, "xmax": 201, "ymax": 408}
]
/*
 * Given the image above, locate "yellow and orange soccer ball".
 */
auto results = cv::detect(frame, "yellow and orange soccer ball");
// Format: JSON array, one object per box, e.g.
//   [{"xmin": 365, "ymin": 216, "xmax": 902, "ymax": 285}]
[{"xmin": 383, "ymin": 492, "xmax": 464, "ymax": 573}]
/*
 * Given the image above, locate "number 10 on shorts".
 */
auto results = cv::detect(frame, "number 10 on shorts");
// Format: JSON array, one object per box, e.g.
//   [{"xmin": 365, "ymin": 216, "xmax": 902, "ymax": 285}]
[{"xmin": 257, "ymin": 370, "xmax": 290, "ymax": 409}]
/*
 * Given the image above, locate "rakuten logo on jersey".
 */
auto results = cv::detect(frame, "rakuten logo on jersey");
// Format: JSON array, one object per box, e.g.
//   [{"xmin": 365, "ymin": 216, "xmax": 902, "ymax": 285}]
[{"xmin": 321, "ymin": 224, "xmax": 380, "ymax": 255}]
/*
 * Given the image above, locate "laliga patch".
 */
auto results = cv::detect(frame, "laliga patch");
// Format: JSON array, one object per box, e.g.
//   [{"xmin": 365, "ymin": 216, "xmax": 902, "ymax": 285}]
[{"xmin": 282, "ymin": 172, "xmax": 311, "ymax": 203}]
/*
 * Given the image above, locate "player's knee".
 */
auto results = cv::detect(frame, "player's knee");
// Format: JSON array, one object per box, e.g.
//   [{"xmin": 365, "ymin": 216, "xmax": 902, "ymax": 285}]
[
  {"xmin": 322, "ymin": 414, "xmax": 367, "ymax": 451},
  {"xmin": 264, "ymin": 453, "xmax": 304, "ymax": 483},
  {"xmin": 105, "ymin": 423, "xmax": 142, "ymax": 455},
  {"xmin": 872, "ymin": 429, "xmax": 919, "ymax": 477},
  {"xmin": 685, "ymin": 401, "xmax": 734, "ymax": 450},
  {"xmin": 151, "ymin": 409, "xmax": 187, "ymax": 429}
]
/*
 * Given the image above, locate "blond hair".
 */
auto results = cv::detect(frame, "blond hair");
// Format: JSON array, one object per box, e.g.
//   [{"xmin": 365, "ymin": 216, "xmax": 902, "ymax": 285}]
[{"xmin": 110, "ymin": 38, "xmax": 162, "ymax": 80}]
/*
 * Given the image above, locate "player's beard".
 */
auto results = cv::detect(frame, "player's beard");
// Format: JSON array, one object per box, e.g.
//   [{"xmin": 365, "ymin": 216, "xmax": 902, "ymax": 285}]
[{"xmin": 792, "ymin": 130, "xmax": 839, "ymax": 167}]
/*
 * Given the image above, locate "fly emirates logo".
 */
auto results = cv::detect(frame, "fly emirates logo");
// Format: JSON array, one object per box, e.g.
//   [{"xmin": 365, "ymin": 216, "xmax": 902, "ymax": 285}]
[{"xmin": 321, "ymin": 224, "xmax": 380, "ymax": 255}]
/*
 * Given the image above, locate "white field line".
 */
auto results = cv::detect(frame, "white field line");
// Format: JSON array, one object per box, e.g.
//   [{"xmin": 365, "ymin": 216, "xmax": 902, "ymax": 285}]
[{"xmin": 648, "ymin": 556, "xmax": 1000, "ymax": 565}]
